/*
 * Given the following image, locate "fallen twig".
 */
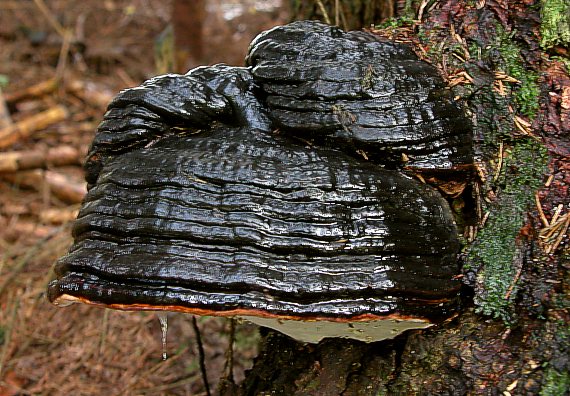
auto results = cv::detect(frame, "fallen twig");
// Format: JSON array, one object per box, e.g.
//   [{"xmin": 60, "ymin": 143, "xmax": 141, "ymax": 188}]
[
  {"xmin": 551, "ymin": 204, "xmax": 563, "ymax": 224},
  {"xmin": 67, "ymin": 79, "xmax": 115, "ymax": 109},
  {"xmin": 535, "ymin": 192, "xmax": 549, "ymax": 227},
  {"xmin": 514, "ymin": 115, "xmax": 533, "ymax": 136},
  {"xmin": 39, "ymin": 207, "xmax": 79, "ymax": 224},
  {"xmin": 0, "ymin": 105, "xmax": 68, "ymax": 149},
  {"xmin": 33, "ymin": 0, "xmax": 67, "ymax": 38},
  {"xmin": 1, "ymin": 201, "xmax": 79, "ymax": 224},
  {"xmin": 0, "ymin": 220, "xmax": 56, "ymax": 242},
  {"xmin": 98, "ymin": 309, "xmax": 110, "ymax": 359},
  {"xmin": 545, "ymin": 174, "xmax": 554, "ymax": 187},
  {"xmin": 540, "ymin": 213, "xmax": 570, "ymax": 254},
  {"xmin": 315, "ymin": 0, "xmax": 331, "ymax": 25},
  {"xmin": 3, "ymin": 78, "xmax": 58, "ymax": 104},
  {"xmin": 492, "ymin": 141, "xmax": 504, "ymax": 182},
  {"xmin": 2, "ymin": 169, "xmax": 86, "ymax": 204},
  {"xmin": 55, "ymin": 31, "xmax": 73, "ymax": 83},
  {"xmin": 0, "ymin": 145, "xmax": 82, "ymax": 172}
]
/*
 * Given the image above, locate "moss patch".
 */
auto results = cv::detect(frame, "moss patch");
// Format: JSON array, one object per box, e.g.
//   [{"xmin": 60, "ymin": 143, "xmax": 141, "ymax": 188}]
[
  {"xmin": 448, "ymin": 22, "xmax": 548, "ymax": 322},
  {"xmin": 374, "ymin": 16, "xmax": 414, "ymax": 29},
  {"xmin": 540, "ymin": 288, "xmax": 570, "ymax": 394},
  {"xmin": 541, "ymin": 367, "xmax": 570, "ymax": 396},
  {"xmin": 540, "ymin": 319, "xmax": 570, "ymax": 395},
  {"xmin": 495, "ymin": 26, "xmax": 541, "ymax": 118},
  {"xmin": 540, "ymin": 0, "xmax": 570, "ymax": 50},
  {"xmin": 468, "ymin": 140, "xmax": 548, "ymax": 322}
]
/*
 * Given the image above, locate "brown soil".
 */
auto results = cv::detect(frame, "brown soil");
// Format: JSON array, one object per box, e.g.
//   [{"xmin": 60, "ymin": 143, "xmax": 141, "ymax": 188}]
[{"xmin": 0, "ymin": 1, "xmax": 287, "ymax": 394}]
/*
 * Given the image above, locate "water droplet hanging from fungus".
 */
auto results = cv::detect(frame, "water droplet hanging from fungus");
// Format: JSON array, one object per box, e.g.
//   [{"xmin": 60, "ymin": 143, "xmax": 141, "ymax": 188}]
[{"xmin": 157, "ymin": 312, "xmax": 168, "ymax": 360}]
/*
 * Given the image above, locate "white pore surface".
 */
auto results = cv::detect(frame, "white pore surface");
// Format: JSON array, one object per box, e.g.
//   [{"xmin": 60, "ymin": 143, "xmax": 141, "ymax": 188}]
[{"xmin": 241, "ymin": 316, "xmax": 433, "ymax": 343}]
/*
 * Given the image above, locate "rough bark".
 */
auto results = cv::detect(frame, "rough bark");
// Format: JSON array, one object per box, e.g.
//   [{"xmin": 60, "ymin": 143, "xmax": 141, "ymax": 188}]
[{"xmin": 238, "ymin": 1, "xmax": 570, "ymax": 395}]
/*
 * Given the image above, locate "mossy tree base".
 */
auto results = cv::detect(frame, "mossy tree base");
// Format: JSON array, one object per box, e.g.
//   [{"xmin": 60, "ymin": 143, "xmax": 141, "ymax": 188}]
[
  {"xmin": 236, "ymin": 0, "xmax": 569, "ymax": 394},
  {"xmin": 240, "ymin": 310, "xmax": 565, "ymax": 395}
]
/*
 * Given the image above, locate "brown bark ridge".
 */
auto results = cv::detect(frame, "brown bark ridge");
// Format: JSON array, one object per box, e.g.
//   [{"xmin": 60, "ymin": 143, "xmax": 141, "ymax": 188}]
[{"xmin": 237, "ymin": 1, "xmax": 569, "ymax": 395}]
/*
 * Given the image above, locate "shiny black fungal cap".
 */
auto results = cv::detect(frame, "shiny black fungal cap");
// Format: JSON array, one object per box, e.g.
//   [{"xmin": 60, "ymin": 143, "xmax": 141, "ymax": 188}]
[
  {"xmin": 247, "ymin": 20, "xmax": 472, "ymax": 171},
  {"xmin": 48, "ymin": 21, "xmax": 471, "ymax": 343}
]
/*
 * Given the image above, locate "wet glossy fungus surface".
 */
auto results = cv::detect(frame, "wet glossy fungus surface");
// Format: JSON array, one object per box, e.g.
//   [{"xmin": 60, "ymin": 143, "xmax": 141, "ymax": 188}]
[
  {"xmin": 247, "ymin": 21, "xmax": 472, "ymax": 170},
  {"xmin": 48, "ymin": 21, "xmax": 471, "ymax": 325}
]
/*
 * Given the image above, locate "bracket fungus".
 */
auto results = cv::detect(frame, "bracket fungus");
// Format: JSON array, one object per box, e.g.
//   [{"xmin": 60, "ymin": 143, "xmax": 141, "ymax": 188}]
[{"xmin": 48, "ymin": 21, "xmax": 472, "ymax": 343}]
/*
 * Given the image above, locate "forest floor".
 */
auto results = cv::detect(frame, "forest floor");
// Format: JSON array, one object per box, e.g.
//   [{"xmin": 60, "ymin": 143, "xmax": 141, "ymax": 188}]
[{"xmin": 0, "ymin": 1, "xmax": 287, "ymax": 395}]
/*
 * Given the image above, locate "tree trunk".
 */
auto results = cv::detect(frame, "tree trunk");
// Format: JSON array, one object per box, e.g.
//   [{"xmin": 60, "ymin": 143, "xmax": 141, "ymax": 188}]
[
  {"xmin": 172, "ymin": 0, "xmax": 205, "ymax": 72},
  {"xmin": 289, "ymin": 0, "xmax": 397, "ymax": 30},
  {"xmin": 238, "ymin": 1, "xmax": 570, "ymax": 394}
]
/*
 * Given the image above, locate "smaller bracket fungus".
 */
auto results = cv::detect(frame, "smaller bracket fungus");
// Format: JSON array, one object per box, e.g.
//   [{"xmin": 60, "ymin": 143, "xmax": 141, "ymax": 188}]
[
  {"xmin": 247, "ymin": 21, "xmax": 473, "ymax": 172},
  {"xmin": 48, "ymin": 21, "xmax": 471, "ymax": 343}
]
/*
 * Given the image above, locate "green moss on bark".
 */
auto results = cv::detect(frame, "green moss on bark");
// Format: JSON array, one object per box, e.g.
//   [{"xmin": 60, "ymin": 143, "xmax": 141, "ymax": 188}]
[
  {"xmin": 446, "ymin": 20, "xmax": 549, "ymax": 323},
  {"xmin": 495, "ymin": 26, "xmax": 541, "ymax": 118},
  {"xmin": 541, "ymin": 367, "xmax": 570, "ymax": 396},
  {"xmin": 540, "ymin": 0, "xmax": 570, "ymax": 50},
  {"xmin": 468, "ymin": 140, "xmax": 548, "ymax": 322},
  {"xmin": 540, "ymin": 320, "xmax": 570, "ymax": 395}
]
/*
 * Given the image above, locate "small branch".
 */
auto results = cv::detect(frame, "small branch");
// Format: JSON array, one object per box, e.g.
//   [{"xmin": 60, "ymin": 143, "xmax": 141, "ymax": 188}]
[
  {"xmin": 0, "ymin": 221, "xmax": 56, "ymax": 241},
  {"xmin": 316, "ymin": 0, "xmax": 331, "ymax": 25},
  {"xmin": 0, "ymin": 145, "xmax": 82, "ymax": 172},
  {"xmin": 33, "ymin": 0, "xmax": 67, "ymax": 38},
  {"xmin": 540, "ymin": 214, "xmax": 570, "ymax": 254},
  {"xmin": 39, "ymin": 207, "xmax": 79, "ymax": 224},
  {"xmin": 335, "ymin": 0, "xmax": 339, "ymax": 26},
  {"xmin": 504, "ymin": 265, "xmax": 523, "ymax": 300},
  {"xmin": 1, "ymin": 169, "xmax": 86, "ymax": 204},
  {"xmin": 504, "ymin": 244, "xmax": 525, "ymax": 300},
  {"xmin": 549, "ymin": 216, "xmax": 569, "ymax": 254},
  {"xmin": 98, "ymin": 309, "xmax": 110, "ymax": 359},
  {"xmin": 66, "ymin": 80, "xmax": 115, "ymax": 109},
  {"xmin": 337, "ymin": 0, "xmax": 348, "ymax": 31},
  {"xmin": 192, "ymin": 316, "xmax": 211, "ymax": 396},
  {"xmin": 0, "ymin": 105, "xmax": 68, "ymax": 149},
  {"xmin": 55, "ymin": 30, "xmax": 73, "ymax": 82},
  {"xmin": 1, "ymin": 201, "xmax": 78, "ymax": 223},
  {"xmin": 417, "ymin": 0, "xmax": 429, "ymax": 22},
  {"xmin": 551, "ymin": 204, "xmax": 563, "ymax": 224},
  {"xmin": 3, "ymin": 78, "xmax": 58, "ymax": 104},
  {"xmin": 544, "ymin": 174, "xmax": 554, "ymax": 187},
  {"xmin": 535, "ymin": 192, "xmax": 549, "ymax": 227},
  {"xmin": 492, "ymin": 141, "xmax": 504, "ymax": 182}
]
